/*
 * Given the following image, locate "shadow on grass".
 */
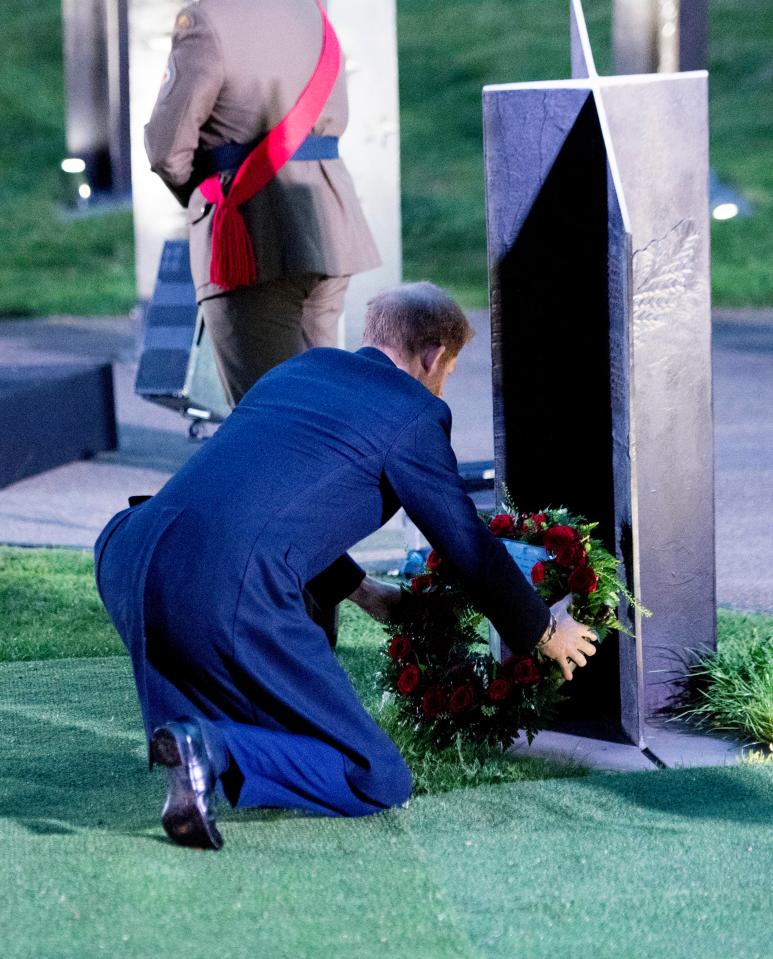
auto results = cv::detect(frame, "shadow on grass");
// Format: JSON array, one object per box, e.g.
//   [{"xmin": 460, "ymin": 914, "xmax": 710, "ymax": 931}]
[
  {"xmin": 586, "ymin": 763, "xmax": 773, "ymax": 826},
  {"xmin": 1, "ymin": 722, "xmax": 159, "ymax": 838}
]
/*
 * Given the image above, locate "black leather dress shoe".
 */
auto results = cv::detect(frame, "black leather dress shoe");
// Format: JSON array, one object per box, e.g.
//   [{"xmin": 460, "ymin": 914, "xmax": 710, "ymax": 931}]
[{"xmin": 149, "ymin": 718, "xmax": 223, "ymax": 851}]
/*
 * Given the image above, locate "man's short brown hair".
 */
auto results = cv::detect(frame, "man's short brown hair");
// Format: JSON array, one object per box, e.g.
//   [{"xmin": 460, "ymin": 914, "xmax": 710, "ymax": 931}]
[{"xmin": 363, "ymin": 282, "xmax": 474, "ymax": 358}]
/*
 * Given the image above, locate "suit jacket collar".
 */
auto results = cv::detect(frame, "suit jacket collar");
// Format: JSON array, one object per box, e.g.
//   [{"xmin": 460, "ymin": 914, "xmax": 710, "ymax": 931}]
[{"xmin": 356, "ymin": 346, "xmax": 397, "ymax": 369}]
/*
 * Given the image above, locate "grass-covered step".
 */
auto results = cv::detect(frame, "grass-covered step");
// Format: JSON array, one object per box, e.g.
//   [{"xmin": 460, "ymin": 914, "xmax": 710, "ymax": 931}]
[{"xmin": 2, "ymin": 656, "xmax": 772, "ymax": 959}]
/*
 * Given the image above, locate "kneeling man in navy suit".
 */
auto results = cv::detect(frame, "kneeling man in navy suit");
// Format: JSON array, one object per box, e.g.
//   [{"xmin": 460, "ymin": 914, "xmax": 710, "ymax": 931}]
[{"xmin": 95, "ymin": 282, "xmax": 595, "ymax": 850}]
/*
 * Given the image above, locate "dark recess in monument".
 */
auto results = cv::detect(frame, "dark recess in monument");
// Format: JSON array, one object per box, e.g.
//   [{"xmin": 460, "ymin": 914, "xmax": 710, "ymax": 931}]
[{"xmin": 493, "ymin": 97, "xmax": 620, "ymax": 728}]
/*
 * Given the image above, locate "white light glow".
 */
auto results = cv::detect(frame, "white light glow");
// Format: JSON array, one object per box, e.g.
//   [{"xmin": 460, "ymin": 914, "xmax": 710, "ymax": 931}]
[
  {"xmin": 712, "ymin": 203, "xmax": 739, "ymax": 221},
  {"xmin": 61, "ymin": 157, "xmax": 86, "ymax": 174},
  {"xmin": 78, "ymin": 183, "xmax": 92, "ymax": 200},
  {"xmin": 148, "ymin": 36, "xmax": 172, "ymax": 53}
]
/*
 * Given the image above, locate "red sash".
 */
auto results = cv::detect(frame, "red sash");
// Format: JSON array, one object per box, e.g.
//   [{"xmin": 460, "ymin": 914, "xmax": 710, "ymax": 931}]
[{"xmin": 199, "ymin": 1, "xmax": 341, "ymax": 291}]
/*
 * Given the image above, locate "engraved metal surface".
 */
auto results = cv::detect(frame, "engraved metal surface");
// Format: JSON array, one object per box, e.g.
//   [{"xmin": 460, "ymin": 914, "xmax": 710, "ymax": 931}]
[{"xmin": 632, "ymin": 218, "xmax": 703, "ymax": 351}]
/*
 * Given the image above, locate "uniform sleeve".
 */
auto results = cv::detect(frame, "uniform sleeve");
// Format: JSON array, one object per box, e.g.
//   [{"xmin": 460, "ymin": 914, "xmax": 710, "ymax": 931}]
[
  {"xmin": 144, "ymin": 4, "xmax": 224, "ymax": 205},
  {"xmin": 383, "ymin": 399, "xmax": 551, "ymax": 653}
]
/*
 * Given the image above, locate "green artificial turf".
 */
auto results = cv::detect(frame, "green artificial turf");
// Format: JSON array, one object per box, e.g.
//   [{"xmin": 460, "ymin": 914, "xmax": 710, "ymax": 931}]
[
  {"xmin": 1, "ymin": 655, "xmax": 772, "ymax": 959},
  {"xmin": 0, "ymin": 0, "xmax": 771, "ymax": 315}
]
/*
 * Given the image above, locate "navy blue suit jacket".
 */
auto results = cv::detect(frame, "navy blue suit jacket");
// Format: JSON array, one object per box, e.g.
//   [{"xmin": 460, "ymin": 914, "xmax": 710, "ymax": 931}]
[{"xmin": 97, "ymin": 347, "xmax": 550, "ymax": 679}]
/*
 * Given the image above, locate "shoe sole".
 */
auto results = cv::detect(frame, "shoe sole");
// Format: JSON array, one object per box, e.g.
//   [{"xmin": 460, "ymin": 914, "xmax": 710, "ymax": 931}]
[{"xmin": 150, "ymin": 727, "xmax": 224, "ymax": 852}]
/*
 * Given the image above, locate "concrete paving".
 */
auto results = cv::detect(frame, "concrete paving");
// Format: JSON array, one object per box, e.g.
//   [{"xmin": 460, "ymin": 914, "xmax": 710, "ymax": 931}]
[
  {"xmin": 712, "ymin": 310, "xmax": 773, "ymax": 613},
  {"xmin": 642, "ymin": 720, "xmax": 748, "ymax": 769},
  {"xmin": 507, "ymin": 720, "xmax": 751, "ymax": 773},
  {"xmin": 509, "ymin": 729, "xmax": 660, "ymax": 773},
  {"xmin": 0, "ymin": 308, "xmax": 770, "ymax": 615}
]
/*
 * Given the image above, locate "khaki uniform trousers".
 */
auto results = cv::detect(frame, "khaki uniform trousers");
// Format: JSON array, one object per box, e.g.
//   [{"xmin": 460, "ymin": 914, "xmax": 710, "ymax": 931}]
[{"xmin": 201, "ymin": 273, "xmax": 349, "ymax": 408}]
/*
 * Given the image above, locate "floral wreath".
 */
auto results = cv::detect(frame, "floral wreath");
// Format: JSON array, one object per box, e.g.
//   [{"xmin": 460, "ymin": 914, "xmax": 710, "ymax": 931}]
[{"xmin": 379, "ymin": 505, "xmax": 648, "ymax": 749}]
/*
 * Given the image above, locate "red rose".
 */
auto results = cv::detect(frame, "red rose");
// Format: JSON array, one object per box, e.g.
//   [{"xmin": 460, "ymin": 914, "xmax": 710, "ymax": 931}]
[
  {"xmin": 544, "ymin": 525, "xmax": 584, "ymax": 566},
  {"xmin": 531, "ymin": 561, "xmax": 546, "ymax": 585},
  {"xmin": 568, "ymin": 543, "xmax": 587, "ymax": 567},
  {"xmin": 396, "ymin": 664, "xmax": 421, "ymax": 695},
  {"xmin": 511, "ymin": 656, "xmax": 542, "ymax": 686},
  {"xmin": 544, "ymin": 525, "xmax": 577, "ymax": 549},
  {"xmin": 422, "ymin": 686, "xmax": 447, "ymax": 718},
  {"xmin": 426, "ymin": 550, "xmax": 443, "ymax": 571},
  {"xmin": 530, "ymin": 512, "xmax": 548, "ymax": 529},
  {"xmin": 388, "ymin": 634, "xmax": 413, "ymax": 661},
  {"xmin": 448, "ymin": 684, "xmax": 477, "ymax": 715},
  {"xmin": 568, "ymin": 563, "xmax": 599, "ymax": 595},
  {"xmin": 411, "ymin": 573, "xmax": 435, "ymax": 593},
  {"xmin": 488, "ymin": 678, "xmax": 513, "ymax": 702},
  {"xmin": 488, "ymin": 513, "xmax": 515, "ymax": 537}
]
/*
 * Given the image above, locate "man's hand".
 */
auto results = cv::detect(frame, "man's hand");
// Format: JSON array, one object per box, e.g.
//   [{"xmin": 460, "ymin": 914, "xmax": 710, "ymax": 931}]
[
  {"xmin": 347, "ymin": 576, "xmax": 403, "ymax": 623},
  {"xmin": 537, "ymin": 595, "xmax": 597, "ymax": 682}
]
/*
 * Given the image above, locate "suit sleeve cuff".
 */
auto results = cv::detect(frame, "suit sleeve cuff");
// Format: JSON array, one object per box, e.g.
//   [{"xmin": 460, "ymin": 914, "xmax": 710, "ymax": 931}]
[{"xmin": 305, "ymin": 554, "xmax": 366, "ymax": 608}]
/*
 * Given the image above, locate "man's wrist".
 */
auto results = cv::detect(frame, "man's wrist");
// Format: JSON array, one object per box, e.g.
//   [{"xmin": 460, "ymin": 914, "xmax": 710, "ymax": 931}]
[
  {"xmin": 536, "ymin": 613, "xmax": 558, "ymax": 651},
  {"xmin": 348, "ymin": 575, "xmax": 388, "ymax": 609},
  {"xmin": 347, "ymin": 576, "xmax": 403, "ymax": 624}
]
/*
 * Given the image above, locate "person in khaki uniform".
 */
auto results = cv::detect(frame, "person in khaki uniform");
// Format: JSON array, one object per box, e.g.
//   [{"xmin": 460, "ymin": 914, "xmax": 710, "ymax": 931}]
[{"xmin": 145, "ymin": 0, "xmax": 381, "ymax": 407}]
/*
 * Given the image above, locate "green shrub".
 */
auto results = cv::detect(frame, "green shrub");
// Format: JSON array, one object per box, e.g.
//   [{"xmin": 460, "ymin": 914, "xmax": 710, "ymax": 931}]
[{"xmin": 681, "ymin": 611, "xmax": 773, "ymax": 745}]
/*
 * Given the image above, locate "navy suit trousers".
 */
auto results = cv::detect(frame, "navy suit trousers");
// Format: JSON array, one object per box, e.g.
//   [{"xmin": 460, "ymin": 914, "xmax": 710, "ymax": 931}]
[{"xmin": 95, "ymin": 504, "xmax": 411, "ymax": 817}]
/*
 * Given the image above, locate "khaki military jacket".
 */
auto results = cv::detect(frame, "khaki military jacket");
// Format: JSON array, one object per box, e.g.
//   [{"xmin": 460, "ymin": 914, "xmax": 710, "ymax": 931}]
[{"xmin": 145, "ymin": 0, "xmax": 381, "ymax": 300}]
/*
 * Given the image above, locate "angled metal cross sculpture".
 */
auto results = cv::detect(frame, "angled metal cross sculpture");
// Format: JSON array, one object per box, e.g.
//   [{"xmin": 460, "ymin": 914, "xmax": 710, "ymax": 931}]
[{"xmin": 483, "ymin": 0, "xmax": 714, "ymax": 745}]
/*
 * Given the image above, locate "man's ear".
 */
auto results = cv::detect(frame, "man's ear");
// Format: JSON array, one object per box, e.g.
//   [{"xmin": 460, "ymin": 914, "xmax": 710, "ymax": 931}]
[{"xmin": 420, "ymin": 343, "xmax": 446, "ymax": 374}]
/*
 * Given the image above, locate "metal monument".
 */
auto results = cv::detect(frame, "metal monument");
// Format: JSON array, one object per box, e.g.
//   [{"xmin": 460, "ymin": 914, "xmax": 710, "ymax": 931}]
[{"xmin": 483, "ymin": 0, "xmax": 714, "ymax": 746}]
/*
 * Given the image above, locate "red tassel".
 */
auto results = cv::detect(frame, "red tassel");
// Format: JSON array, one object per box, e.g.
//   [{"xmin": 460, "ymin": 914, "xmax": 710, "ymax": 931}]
[{"xmin": 209, "ymin": 202, "xmax": 258, "ymax": 290}]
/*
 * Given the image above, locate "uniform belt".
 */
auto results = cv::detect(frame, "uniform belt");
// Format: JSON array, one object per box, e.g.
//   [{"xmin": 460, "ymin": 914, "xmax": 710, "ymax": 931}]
[{"xmin": 199, "ymin": 135, "xmax": 339, "ymax": 177}]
